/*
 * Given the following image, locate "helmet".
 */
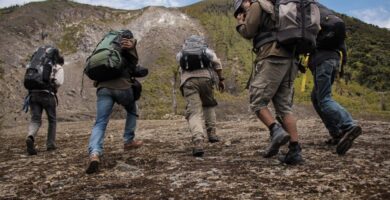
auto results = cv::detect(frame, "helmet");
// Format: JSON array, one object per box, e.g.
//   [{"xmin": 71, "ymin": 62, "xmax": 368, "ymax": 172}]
[{"xmin": 233, "ymin": 0, "xmax": 243, "ymax": 17}]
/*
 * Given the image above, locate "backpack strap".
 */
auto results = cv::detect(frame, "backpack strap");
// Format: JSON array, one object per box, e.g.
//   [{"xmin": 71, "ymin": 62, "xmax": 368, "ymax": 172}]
[
  {"xmin": 258, "ymin": 0, "xmax": 275, "ymax": 21},
  {"xmin": 253, "ymin": 0, "xmax": 277, "ymax": 52}
]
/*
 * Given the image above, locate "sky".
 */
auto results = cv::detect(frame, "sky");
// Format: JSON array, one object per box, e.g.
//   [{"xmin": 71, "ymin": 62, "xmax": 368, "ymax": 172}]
[{"xmin": 0, "ymin": 0, "xmax": 389, "ymax": 28}]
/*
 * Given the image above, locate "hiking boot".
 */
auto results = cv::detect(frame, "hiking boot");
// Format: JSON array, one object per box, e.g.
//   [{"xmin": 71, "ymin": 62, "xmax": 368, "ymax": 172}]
[
  {"xmin": 324, "ymin": 137, "xmax": 341, "ymax": 146},
  {"xmin": 192, "ymin": 139, "xmax": 204, "ymax": 157},
  {"xmin": 263, "ymin": 123, "xmax": 290, "ymax": 158},
  {"xmin": 124, "ymin": 140, "xmax": 143, "ymax": 151},
  {"xmin": 86, "ymin": 153, "xmax": 100, "ymax": 174},
  {"xmin": 279, "ymin": 143, "xmax": 304, "ymax": 165},
  {"xmin": 47, "ymin": 145, "xmax": 57, "ymax": 151},
  {"xmin": 207, "ymin": 128, "xmax": 220, "ymax": 143},
  {"xmin": 336, "ymin": 126, "xmax": 362, "ymax": 155},
  {"xmin": 26, "ymin": 136, "xmax": 37, "ymax": 155}
]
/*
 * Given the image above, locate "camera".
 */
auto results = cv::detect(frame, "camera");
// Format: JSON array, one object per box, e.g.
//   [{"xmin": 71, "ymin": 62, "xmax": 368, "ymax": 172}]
[{"xmin": 131, "ymin": 65, "xmax": 148, "ymax": 78}]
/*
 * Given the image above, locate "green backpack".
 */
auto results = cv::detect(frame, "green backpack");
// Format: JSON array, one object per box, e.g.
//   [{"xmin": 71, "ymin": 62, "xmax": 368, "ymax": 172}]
[{"xmin": 84, "ymin": 30, "xmax": 133, "ymax": 82}]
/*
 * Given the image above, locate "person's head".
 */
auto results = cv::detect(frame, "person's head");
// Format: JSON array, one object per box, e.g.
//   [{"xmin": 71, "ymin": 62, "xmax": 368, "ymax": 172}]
[{"xmin": 233, "ymin": 0, "xmax": 253, "ymax": 17}]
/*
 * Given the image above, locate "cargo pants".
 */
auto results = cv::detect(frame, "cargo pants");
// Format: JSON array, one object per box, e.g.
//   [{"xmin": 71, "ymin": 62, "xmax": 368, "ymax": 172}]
[{"xmin": 181, "ymin": 78, "xmax": 218, "ymax": 142}]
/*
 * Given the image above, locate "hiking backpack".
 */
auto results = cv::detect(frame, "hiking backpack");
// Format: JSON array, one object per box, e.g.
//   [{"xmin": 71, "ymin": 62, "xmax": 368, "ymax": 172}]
[
  {"xmin": 255, "ymin": 0, "xmax": 321, "ymax": 54},
  {"xmin": 179, "ymin": 35, "xmax": 211, "ymax": 71},
  {"xmin": 24, "ymin": 46, "xmax": 59, "ymax": 91},
  {"xmin": 84, "ymin": 30, "xmax": 134, "ymax": 82},
  {"xmin": 316, "ymin": 3, "xmax": 346, "ymax": 50}
]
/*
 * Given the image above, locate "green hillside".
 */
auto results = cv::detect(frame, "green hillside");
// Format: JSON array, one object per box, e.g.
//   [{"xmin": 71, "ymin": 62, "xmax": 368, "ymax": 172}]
[{"xmin": 181, "ymin": 0, "xmax": 390, "ymax": 118}]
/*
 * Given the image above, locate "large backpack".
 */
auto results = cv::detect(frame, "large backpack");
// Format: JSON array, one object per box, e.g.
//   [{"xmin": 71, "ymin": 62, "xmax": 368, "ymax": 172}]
[
  {"xmin": 24, "ymin": 45, "xmax": 59, "ymax": 91},
  {"xmin": 84, "ymin": 30, "xmax": 133, "ymax": 82},
  {"xmin": 254, "ymin": 0, "xmax": 321, "ymax": 54},
  {"xmin": 316, "ymin": 3, "xmax": 346, "ymax": 50},
  {"xmin": 179, "ymin": 35, "xmax": 211, "ymax": 71}
]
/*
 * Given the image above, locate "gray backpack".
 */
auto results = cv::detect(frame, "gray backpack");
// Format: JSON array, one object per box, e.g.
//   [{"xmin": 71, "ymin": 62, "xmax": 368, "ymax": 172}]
[
  {"xmin": 179, "ymin": 35, "xmax": 211, "ymax": 71},
  {"xmin": 254, "ymin": 0, "xmax": 321, "ymax": 54}
]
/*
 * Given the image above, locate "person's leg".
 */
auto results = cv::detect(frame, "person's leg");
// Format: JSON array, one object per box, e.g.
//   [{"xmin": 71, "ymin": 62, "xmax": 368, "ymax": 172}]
[
  {"xmin": 88, "ymin": 88, "xmax": 115, "ymax": 156},
  {"xmin": 118, "ymin": 88, "xmax": 143, "ymax": 149},
  {"xmin": 182, "ymin": 79, "xmax": 205, "ymax": 156},
  {"xmin": 203, "ymin": 106, "xmax": 219, "ymax": 142},
  {"xmin": 27, "ymin": 96, "xmax": 43, "ymax": 139},
  {"xmin": 26, "ymin": 95, "xmax": 43, "ymax": 155},
  {"xmin": 86, "ymin": 88, "xmax": 115, "ymax": 174},
  {"xmin": 314, "ymin": 59, "xmax": 362, "ymax": 154},
  {"xmin": 272, "ymin": 59, "xmax": 304, "ymax": 165},
  {"xmin": 311, "ymin": 62, "xmax": 342, "ymax": 138},
  {"xmin": 199, "ymin": 78, "xmax": 219, "ymax": 143},
  {"xmin": 250, "ymin": 57, "xmax": 291, "ymax": 158},
  {"xmin": 43, "ymin": 94, "xmax": 57, "ymax": 150}
]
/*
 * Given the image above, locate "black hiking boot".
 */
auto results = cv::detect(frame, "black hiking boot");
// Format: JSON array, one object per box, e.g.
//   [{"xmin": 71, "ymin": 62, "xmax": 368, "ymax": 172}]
[
  {"xmin": 263, "ymin": 123, "xmax": 290, "ymax": 158},
  {"xmin": 336, "ymin": 126, "xmax": 362, "ymax": 155},
  {"xmin": 86, "ymin": 153, "xmax": 100, "ymax": 174},
  {"xmin": 279, "ymin": 143, "xmax": 304, "ymax": 165},
  {"xmin": 26, "ymin": 136, "xmax": 37, "ymax": 155},
  {"xmin": 324, "ymin": 137, "xmax": 341, "ymax": 146},
  {"xmin": 192, "ymin": 139, "xmax": 204, "ymax": 157},
  {"xmin": 207, "ymin": 128, "xmax": 220, "ymax": 143},
  {"xmin": 47, "ymin": 145, "xmax": 57, "ymax": 151}
]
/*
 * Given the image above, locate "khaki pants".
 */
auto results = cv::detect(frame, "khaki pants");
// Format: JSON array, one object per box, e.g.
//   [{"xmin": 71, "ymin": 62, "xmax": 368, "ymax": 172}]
[
  {"xmin": 249, "ymin": 56, "xmax": 298, "ymax": 117},
  {"xmin": 181, "ymin": 78, "xmax": 217, "ymax": 142}
]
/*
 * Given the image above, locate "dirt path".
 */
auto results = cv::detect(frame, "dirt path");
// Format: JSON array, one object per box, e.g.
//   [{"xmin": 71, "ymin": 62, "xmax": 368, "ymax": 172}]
[{"xmin": 0, "ymin": 118, "xmax": 389, "ymax": 199}]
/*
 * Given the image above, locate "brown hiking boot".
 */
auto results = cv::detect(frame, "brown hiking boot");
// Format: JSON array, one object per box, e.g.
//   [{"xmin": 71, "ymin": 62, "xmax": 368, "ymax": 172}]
[
  {"xmin": 86, "ymin": 153, "xmax": 100, "ymax": 174},
  {"xmin": 124, "ymin": 140, "xmax": 143, "ymax": 151},
  {"xmin": 207, "ymin": 128, "xmax": 220, "ymax": 143},
  {"xmin": 192, "ymin": 139, "xmax": 204, "ymax": 157}
]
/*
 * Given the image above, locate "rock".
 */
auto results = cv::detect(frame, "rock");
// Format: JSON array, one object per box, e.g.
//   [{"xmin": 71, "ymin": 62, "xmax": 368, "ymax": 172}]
[
  {"xmin": 97, "ymin": 194, "xmax": 114, "ymax": 200},
  {"xmin": 114, "ymin": 161, "xmax": 144, "ymax": 178}
]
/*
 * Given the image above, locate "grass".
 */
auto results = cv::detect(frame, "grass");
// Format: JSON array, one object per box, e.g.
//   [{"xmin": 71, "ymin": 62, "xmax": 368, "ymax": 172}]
[{"xmin": 57, "ymin": 25, "xmax": 84, "ymax": 54}]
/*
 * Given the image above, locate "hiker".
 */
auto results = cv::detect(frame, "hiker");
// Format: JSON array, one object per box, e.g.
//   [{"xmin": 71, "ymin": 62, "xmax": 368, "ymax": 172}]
[
  {"xmin": 85, "ymin": 30, "xmax": 148, "ymax": 174},
  {"xmin": 176, "ymin": 35, "xmax": 225, "ymax": 157},
  {"xmin": 233, "ymin": 0, "xmax": 320, "ymax": 164},
  {"xmin": 309, "ymin": 3, "xmax": 362, "ymax": 155},
  {"xmin": 24, "ymin": 46, "xmax": 64, "ymax": 155}
]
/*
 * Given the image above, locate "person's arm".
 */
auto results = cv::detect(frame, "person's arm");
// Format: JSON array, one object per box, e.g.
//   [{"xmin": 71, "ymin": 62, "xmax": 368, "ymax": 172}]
[
  {"xmin": 176, "ymin": 51, "xmax": 183, "ymax": 63},
  {"xmin": 340, "ymin": 42, "xmax": 347, "ymax": 67},
  {"xmin": 53, "ymin": 65, "xmax": 64, "ymax": 87},
  {"xmin": 339, "ymin": 42, "xmax": 347, "ymax": 78},
  {"xmin": 236, "ymin": 2, "xmax": 262, "ymax": 39},
  {"xmin": 121, "ymin": 38, "xmax": 139, "ymax": 66},
  {"xmin": 206, "ymin": 49, "xmax": 225, "ymax": 92}
]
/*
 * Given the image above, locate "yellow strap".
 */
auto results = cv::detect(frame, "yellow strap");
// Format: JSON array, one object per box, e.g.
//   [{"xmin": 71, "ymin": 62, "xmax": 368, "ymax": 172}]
[{"xmin": 300, "ymin": 56, "xmax": 309, "ymax": 92}]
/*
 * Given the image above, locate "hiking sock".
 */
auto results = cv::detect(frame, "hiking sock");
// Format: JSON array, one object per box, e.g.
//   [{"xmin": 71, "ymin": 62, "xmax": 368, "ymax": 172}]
[
  {"xmin": 289, "ymin": 141, "xmax": 299, "ymax": 147},
  {"xmin": 268, "ymin": 123, "xmax": 277, "ymax": 132}
]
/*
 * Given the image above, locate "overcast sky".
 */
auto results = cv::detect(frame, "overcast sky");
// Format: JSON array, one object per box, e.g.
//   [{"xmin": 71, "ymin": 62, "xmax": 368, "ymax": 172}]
[{"xmin": 0, "ymin": 0, "xmax": 389, "ymax": 28}]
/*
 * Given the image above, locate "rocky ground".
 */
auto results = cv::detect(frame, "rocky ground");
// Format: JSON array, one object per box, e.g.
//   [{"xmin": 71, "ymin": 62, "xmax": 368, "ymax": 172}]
[{"xmin": 0, "ymin": 116, "xmax": 389, "ymax": 199}]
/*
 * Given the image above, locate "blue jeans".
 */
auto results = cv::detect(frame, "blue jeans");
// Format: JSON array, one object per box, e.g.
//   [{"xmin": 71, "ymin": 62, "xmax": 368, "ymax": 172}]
[
  {"xmin": 88, "ymin": 87, "xmax": 137, "ymax": 155},
  {"xmin": 311, "ymin": 59, "xmax": 355, "ymax": 138}
]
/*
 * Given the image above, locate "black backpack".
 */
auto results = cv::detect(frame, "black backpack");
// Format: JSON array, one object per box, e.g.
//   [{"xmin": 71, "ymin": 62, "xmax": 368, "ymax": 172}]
[
  {"xmin": 317, "ymin": 3, "xmax": 346, "ymax": 50},
  {"xmin": 179, "ymin": 35, "xmax": 211, "ymax": 71},
  {"xmin": 24, "ymin": 46, "xmax": 59, "ymax": 91}
]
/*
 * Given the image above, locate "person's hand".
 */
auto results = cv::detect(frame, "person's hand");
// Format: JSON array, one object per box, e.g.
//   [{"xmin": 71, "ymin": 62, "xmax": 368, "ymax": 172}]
[
  {"xmin": 121, "ymin": 38, "xmax": 135, "ymax": 50},
  {"xmin": 218, "ymin": 80, "xmax": 225, "ymax": 92},
  {"xmin": 236, "ymin": 13, "xmax": 246, "ymax": 24}
]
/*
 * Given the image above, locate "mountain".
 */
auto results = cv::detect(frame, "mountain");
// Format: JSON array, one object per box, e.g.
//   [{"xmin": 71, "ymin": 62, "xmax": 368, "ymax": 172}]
[
  {"xmin": 0, "ymin": 0, "xmax": 389, "ymax": 127},
  {"xmin": 0, "ymin": 2, "xmax": 390, "ymax": 198}
]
